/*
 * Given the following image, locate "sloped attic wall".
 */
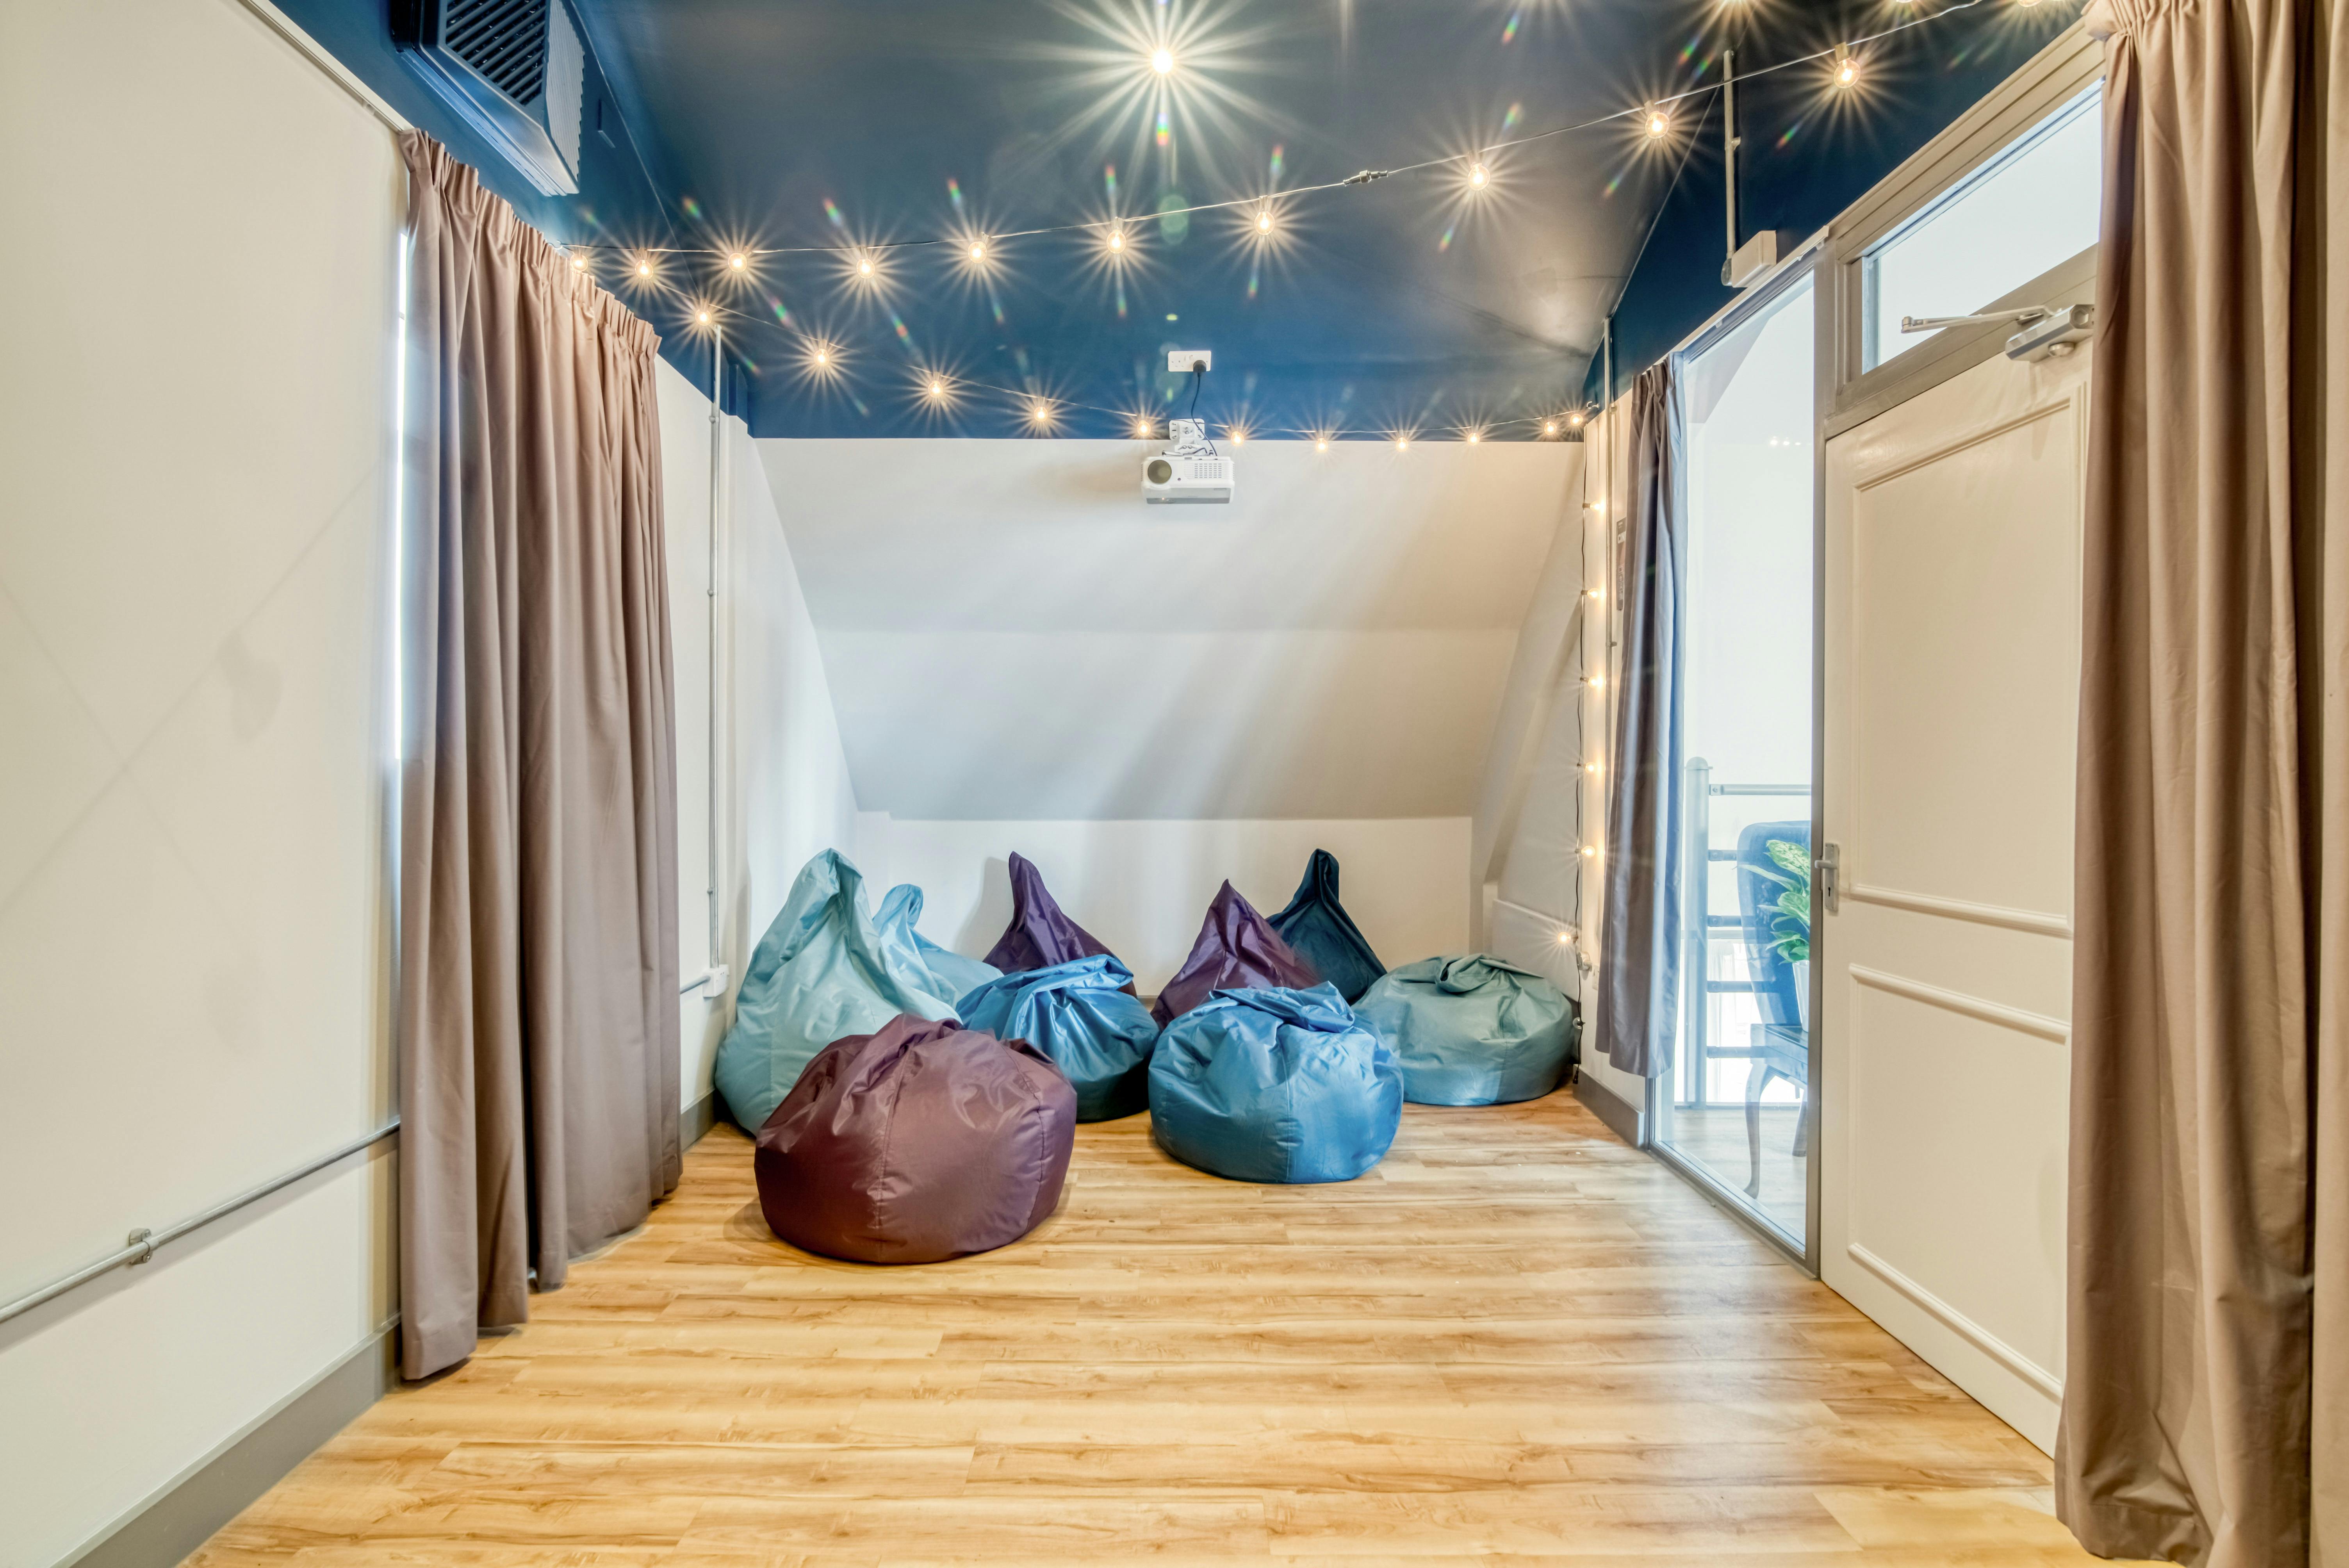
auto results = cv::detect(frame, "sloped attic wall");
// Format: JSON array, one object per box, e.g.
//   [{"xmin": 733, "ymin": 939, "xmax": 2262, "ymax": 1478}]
[{"xmin": 763, "ymin": 437, "xmax": 1584, "ymax": 982}]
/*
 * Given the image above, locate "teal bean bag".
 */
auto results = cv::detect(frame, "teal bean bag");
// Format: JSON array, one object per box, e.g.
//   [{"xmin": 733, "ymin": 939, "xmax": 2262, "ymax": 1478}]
[
  {"xmin": 1267, "ymin": 849, "xmax": 1386, "ymax": 1003},
  {"xmin": 1149, "ymin": 984, "xmax": 1402, "ymax": 1184},
  {"xmin": 954, "ymin": 954, "xmax": 1160, "ymax": 1121},
  {"xmin": 1354, "ymin": 955, "xmax": 1577, "ymax": 1107},
  {"xmin": 714, "ymin": 851, "xmax": 964, "ymax": 1131},
  {"xmin": 876, "ymin": 882, "xmax": 1002, "ymax": 1006}
]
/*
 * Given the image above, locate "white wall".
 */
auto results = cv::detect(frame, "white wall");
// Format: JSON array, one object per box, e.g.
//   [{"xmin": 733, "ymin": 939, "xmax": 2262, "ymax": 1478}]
[
  {"xmin": 763, "ymin": 438, "xmax": 1580, "ymax": 821},
  {"xmin": 858, "ymin": 816, "xmax": 1470, "ymax": 996},
  {"xmin": 0, "ymin": 0, "xmax": 401, "ymax": 1561},
  {"xmin": 660, "ymin": 368, "xmax": 859, "ymax": 1113}
]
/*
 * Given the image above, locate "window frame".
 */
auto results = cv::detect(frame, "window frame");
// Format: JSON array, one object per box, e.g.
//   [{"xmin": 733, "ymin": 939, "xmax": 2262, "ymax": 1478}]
[{"xmin": 1824, "ymin": 23, "xmax": 2106, "ymax": 437}]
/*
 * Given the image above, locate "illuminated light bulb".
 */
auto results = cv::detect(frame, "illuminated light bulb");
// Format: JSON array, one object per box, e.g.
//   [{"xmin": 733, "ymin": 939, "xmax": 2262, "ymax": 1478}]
[
  {"xmin": 1545, "ymin": 419, "xmax": 1558, "ymax": 435},
  {"xmin": 1582, "ymin": 845, "xmax": 1597, "ymax": 857},
  {"xmin": 1556, "ymin": 929, "xmax": 1573, "ymax": 945},
  {"xmin": 1151, "ymin": 47, "xmax": 1174, "ymax": 75},
  {"xmin": 858, "ymin": 256, "xmax": 874, "ymax": 276},
  {"xmin": 1586, "ymin": 762, "xmax": 1601, "ymax": 774},
  {"xmin": 637, "ymin": 260, "xmax": 652, "ymax": 276},
  {"xmin": 968, "ymin": 239, "xmax": 987, "ymax": 261},
  {"xmin": 1135, "ymin": 420, "xmax": 1152, "ymax": 437},
  {"xmin": 928, "ymin": 378, "xmax": 946, "ymax": 397},
  {"xmin": 1469, "ymin": 162, "xmax": 1489, "ymax": 188},
  {"xmin": 696, "ymin": 309, "xmax": 711, "ymax": 324},
  {"xmin": 1108, "ymin": 230, "xmax": 1126, "ymax": 252},
  {"xmin": 1588, "ymin": 675, "xmax": 1605, "ymax": 690},
  {"xmin": 570, "ymin": 253, "xmax": 586, "ymax": 270},
  {"xmin": 1257, "ymin": 209, "xmax": 1273, "ymax": 234},
  {"xmin": 1467, "ymin": 431, "xmax": 1482, "ymax": 444},
  {"xmin": 814, "ymin": 347, "xmax": 831, "ymax": 366},
  {"xmin": 1834, "ymin": 46, "xmax": 1859, "ymax": 87},
  {"xmin": 1645, "ymin": 106, "xmax": 1669, "ymax": 139},
  {"xmin": 1315, "ymin": 438, "xmax": 1329, "ymax": 451},
  {"xmin": 1569, "ymin": 410, "xmax": 1586, "ymax": 428},
  {"xmin": 1395, "ymin": 438, "xmax": 1410, "ymax": 452},
  {"xmin": 1586, "ymin": 588, "xmax": 1603, "ymax": 600},
  {"xmin": 1032, "ymin": 400, "xmax": 1051, "ymax": 422},
  {"xmin": 730, "ymin": 253, "xmax": 747, "ymax": 270},
  {"xmin": 1231, "ymin": 429, "xmax": 1248, "ymax": 444}
]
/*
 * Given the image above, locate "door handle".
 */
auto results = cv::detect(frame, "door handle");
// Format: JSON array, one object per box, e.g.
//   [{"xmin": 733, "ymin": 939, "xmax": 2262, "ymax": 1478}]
[{"xmin": 1816, "ymin": 843, "xmax": 1840, "ymax": 915}]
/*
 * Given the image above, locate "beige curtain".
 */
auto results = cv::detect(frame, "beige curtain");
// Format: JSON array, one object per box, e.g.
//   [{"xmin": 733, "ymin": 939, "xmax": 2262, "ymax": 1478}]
[
  {"xmin": 396, "ymin": 132, "xmax": 681, "ymax": 1382},
  {"xmin": 2057, "ymin": 2, "xmax": 2345, "ymax": 1563},
  {"xmin": 1598, "ymin": 365, "xmax": 1685, "ymax": 1078}
]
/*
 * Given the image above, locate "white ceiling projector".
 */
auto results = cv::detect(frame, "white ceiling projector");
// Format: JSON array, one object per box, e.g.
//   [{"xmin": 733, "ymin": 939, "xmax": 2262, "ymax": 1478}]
[{"xmin": 1142, "ymin": 418, "xmax": 1234, "ymax": 504}]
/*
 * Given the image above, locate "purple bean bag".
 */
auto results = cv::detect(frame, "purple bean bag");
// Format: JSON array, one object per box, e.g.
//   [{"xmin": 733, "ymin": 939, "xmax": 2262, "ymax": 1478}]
[
  {"xmin": 984, "ymin": 853, "xmax": 1134, "ymax": 994},
  {"xmin": 754, "ymin": 1014, "xmax": 1076, "ymax": 1264},
  {"xmin": 1151, "ymin": 881, "xmax": 1322, "ymax": 1025}
]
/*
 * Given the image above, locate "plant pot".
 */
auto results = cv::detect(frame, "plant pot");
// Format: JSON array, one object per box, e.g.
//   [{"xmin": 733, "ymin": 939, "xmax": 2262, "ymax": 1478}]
[{"xmin": 1792, "ymin": 960, "xmax": 1811, "ymax": 1032}]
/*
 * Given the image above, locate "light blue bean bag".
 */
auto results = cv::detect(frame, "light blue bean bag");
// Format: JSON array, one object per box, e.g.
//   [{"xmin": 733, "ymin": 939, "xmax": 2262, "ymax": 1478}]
[
  {"xmin": 714, "ymin": 852, "xmax": 967, "ymax": 1132},
  {"xmin": 955, "ymin": 954, "xmax": 1159, "ymax": 1121},
  {"xmin": 1354, "ymin": 955, "xmax": 1577, "ymax": 1107},
  {"xmin": 1149, "ymin": 984, "xmax": 1402, "ymax": 1184},
  {"xmin": 876, "ymin": 882, "xmax": 1002, "ymax": 1007}
]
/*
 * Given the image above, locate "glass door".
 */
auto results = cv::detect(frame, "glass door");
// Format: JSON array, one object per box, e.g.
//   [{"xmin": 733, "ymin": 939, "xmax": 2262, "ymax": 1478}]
[{"xmin": 1649, "ymin": 269, "xmax": 1816, "ymax": 1253}]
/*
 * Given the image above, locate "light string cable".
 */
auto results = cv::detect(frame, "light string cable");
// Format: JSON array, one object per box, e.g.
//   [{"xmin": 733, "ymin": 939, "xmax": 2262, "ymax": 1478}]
[{"xmin": 576, "ymin": 0, "xmax": 1989, "ymax": 262}]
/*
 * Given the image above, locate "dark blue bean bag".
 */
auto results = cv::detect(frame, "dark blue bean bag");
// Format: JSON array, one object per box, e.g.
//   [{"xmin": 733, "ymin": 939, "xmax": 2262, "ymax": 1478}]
[
  {"xmin": 1149, "ymin": 984, "xmax": 1402, "ymax": 1184},
  {"xmin": 955, "ymin": 955, "xmax": 1160, "ymax": 1121},
  {"xmin": 1267, "ymin": 849, "xmax": 1386, "ymax": 1003},
  {"xmin": 1354, "ymin": 955, "xmax": 1577, "ymax": 1107}
]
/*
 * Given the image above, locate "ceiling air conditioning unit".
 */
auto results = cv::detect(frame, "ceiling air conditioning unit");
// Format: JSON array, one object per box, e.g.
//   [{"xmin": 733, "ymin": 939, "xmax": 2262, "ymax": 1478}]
[
  {"xmin": 1142, "ymin": 419, "xmax": 1234, "ymax": 504},
  {"xmin": 392, "ymin": 0, "xmax": 585, "ymax": 197}
]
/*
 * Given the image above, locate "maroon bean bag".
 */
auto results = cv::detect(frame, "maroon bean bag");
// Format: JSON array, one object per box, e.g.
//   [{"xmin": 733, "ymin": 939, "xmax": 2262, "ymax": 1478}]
[
  {"xmin": 754, "ymin": 1014, "xmax": 1076, "ymax": 1264},
  {"xmin": 983, "ymin": 853, "xmax": 1134, "ymax": 994},
  {"xmin": 1151, "ymin": 881, "xmax": 1322, "ymax": 1025}
]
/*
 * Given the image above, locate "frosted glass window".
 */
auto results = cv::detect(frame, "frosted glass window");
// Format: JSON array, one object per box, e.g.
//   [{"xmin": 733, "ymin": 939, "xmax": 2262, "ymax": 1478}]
[{"xmin": 1864, "ymin": 85, "xmax": 2102, "ymax": 369}]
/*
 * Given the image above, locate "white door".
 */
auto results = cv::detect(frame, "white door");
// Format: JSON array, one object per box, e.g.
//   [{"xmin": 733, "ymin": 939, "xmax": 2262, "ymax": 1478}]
[{"xmin": 1819, "ymin": 343, "xmax": 2089, "ymax": 1452}]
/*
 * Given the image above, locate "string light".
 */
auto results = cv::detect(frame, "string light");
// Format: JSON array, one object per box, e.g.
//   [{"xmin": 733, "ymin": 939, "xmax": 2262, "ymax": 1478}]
[
  {"xmin": 858, "ymin": 255, "xmax": 875, "ymax": 276},
  {"xmin": 1467, "ymin": 431, "xmax": 1482, "ymax": 444},
  {"xmin": 1256, "ymin": 207, "xmax": 1274, "ymax": 234},
  {"xmin": 729, "ymin": 253, "xmax": 747, "ymax": 270},
  {"xmin": 968, "ymin": 239, "xmax": 988, "ymax": 261},
  {"xmin": 1108, "ymin": 230, "xmax": 1126, "ymax": 252},
  {"xmin": 1395, "ymin": 437, "xmax": 1410, "ymax": 452},
  {"xmin": 1569, "ymin": 410, "xmax": 1586, "ymax": 428},
  {"xmin": 1645, "ymin": 105, "xmax": 1669, "ymax": 138},
  {"xmin": 571, "ymin": 254, "xmax": 586, "ymax": 271},
  {"xmin": 696, "ymin": 308, "xmax": 712, "ymax": 324},
  {"xmin": 1315, "ymin": 437, "xmax": 1330, "ymax": 451},
  {"xmin": 927, "ymin": 377, "xmax": 947, "ymax": 398},
  {"xmin": 1469, "ymin": 161, "xmax": 1489, "ymax": 188},
  {"xmin": 1834, "ymin": 44, "xmax": 1859, "ymax": 87},
  {"xmin": 1135, "ymin": 419, "xmax": 1153, "ymax": 436},
  {"xmin": 636, "ymin": 259, "xmax": 652, "ymax": 276},
  {"xmin": 1544, "ymin": 419, "xmax": 1558, "ymax": 435}
]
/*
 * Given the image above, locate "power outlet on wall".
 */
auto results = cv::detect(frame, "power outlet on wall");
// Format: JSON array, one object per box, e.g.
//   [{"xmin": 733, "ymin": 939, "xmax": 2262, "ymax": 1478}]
[{"xmin": 1167, "ymin": 349, "xmax": 1213, "ymax": 373}]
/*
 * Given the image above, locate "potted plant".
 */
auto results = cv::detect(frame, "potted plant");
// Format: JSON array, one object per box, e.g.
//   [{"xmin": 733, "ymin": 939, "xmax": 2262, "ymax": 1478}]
[{"xmin": 1757, "ymin": 839, "xmax": 1812, "ymax": 1031}]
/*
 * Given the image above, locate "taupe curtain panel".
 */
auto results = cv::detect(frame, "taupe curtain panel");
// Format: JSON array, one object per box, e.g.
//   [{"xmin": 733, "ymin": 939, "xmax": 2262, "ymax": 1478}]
[
  {"xmin": 2057, "ymin": 2, "xmax": 2346, "ymax": 1563},
  {"xmin": 1598, "ymin": 365, "xmax": 1686, "ymax": 1078},
  {"xmin": 396, "ymin": 132, "xmax": 681, "ymax": 1382}
]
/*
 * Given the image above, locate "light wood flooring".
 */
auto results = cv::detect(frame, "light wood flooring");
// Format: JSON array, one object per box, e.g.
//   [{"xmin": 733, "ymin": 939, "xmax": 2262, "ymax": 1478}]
[{"xmin": 188, "ymin": 1092, "xmax": 2134, "ymax": 1566}]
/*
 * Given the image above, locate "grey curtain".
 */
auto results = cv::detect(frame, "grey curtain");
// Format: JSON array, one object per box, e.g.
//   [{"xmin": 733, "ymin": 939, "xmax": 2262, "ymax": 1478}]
[
  {"xmin": 2057, "ymin": 2, "xmax": 2346, "ymax": 1563},
  {"xmin": 1598, "ymin": 365, "xmax": 1685, "ymax": 1078},
  {"xmin": 396, "ymin": 132, "xmax": 681, "ymax": 1382}
]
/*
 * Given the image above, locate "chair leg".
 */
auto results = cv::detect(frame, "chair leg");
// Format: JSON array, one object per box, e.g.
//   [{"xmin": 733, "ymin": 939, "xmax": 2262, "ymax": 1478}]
[{"xmin": 1743, "ymin": 1060, "xmax": 1769, "ymax": 1196}]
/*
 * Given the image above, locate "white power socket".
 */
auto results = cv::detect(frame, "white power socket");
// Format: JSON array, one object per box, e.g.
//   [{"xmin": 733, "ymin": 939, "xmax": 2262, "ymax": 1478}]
[{"xmin": 1167, "ymin": 349, "xmax": 1213, "ymax": 373}]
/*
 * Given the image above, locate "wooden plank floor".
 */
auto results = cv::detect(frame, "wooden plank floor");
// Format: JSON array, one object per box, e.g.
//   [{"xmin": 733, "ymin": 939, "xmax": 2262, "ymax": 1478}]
[{"xmin": 188, "ymin": 1093, "xmax": 2135, "ymax": 1566}]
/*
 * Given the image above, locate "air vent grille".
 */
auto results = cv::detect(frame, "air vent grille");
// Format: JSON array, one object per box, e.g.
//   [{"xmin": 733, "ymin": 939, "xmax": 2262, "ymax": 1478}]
[
  {"xmin": 1192, "ymin": 460, "xmax": 1227, "ymax": 481},
  {"xmin": 445, "ymin": 0, "xmax": 549, "ymax": 105}
]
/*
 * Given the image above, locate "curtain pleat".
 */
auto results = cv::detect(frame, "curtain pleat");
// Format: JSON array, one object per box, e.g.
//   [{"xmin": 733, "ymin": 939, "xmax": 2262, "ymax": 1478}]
[
  {"xmin": 1598, "ymin": 365, "xmax": 1686, "ymax": 1078},
  {"xmin": 396, "ymin": 132, "xmax": 680, "ymax": 1383},
  {"xmin": 2057, "ymin": 2, "xmax": 2345, "ymax": 1563}
]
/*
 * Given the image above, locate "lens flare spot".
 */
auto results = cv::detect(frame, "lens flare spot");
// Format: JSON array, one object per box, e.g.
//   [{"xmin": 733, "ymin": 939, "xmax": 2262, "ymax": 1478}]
[
  {"xmin": 1104, "ymin": 162, "xmax": 1118, "ymax": 199},
  {"xmin": 1116, "ymin": 282, "xmax": 1128, "ymax": 319},
  {"xmin": 822, "ymin": 198, "xmax": 845, "ymax": 228},
  {"xmin": 1155, "ymin": 109, "xmax": 1171, "ymax": 148},
  {"xmin": 1778, "ymin": 121, "xmax": 1804, "ymax": 148},
  {"xmin": 681, "ymin": 196, "xmax": 702, "ymax": 219},
  {"xmin": 890, "ymin": 312, "xmax": 911, "ymax": 345},
  {"xmin": 768, "ymin": 297, "xmax": 792, "ymax": 326},
  {"xmin": 1437, "ymin": 223, "xmax": 1455, "ymax": 252},
  {"xmin": 946, "ymin": 177, "xmax": 963, "ymax": 213},
  {"xmin": 1269, "ymin": 144, "xmax": 1284, "ymax": 182},
  {"xmin": 1501, "ymin": 10, "xmax": 1519, "ymax": 43},
  {"xmin": 1502, "ymin": 102, "xmax": 1522, "ymax": 132},
  {"xmin": 1246, "ymin": 265, "xmax": 1259, "ymax": 300}
]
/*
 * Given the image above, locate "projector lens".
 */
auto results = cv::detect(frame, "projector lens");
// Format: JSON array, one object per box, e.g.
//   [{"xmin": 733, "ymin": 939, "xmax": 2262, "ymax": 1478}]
[{"xmin": 1146, "ymin": 458, "xmax": 1174, "ymax": 485}]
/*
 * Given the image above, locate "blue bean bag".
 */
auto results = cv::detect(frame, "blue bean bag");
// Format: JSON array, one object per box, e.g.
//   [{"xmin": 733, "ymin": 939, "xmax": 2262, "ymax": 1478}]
[
  {"xmin": 1267, "ymin": 850, "xmax": 1386, "ymax": 1003},
  {"xmin": 955, "ymin": 955, "xmax": 1160, "ymax": 1121},
  {"xmin": 1354, "ymin": 955, "xmax": 1577, "ymax": 1107},
  {"xmin": 876, "ymin": 882, "xmax": 1002, "ymax": 1006},
  {"xmin": 714, "ymin": 851, "xmax": 962, "ymax": 1132},
  {"xmin": 1149, "ymin": 984, "xmax": 1402, "ymax": 1184}
]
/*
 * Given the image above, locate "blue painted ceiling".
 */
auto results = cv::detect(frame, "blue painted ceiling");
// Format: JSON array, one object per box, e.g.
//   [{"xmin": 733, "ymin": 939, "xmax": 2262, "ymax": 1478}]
[{"xmin": 285, "ymin": 0, "xmax": 2083, "ymax": 436}]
